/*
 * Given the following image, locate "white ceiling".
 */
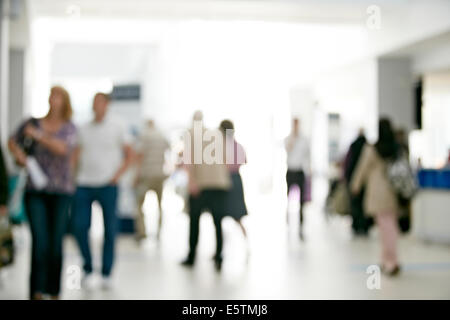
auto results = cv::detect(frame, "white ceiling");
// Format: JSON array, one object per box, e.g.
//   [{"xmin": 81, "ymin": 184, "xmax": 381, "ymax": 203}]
[{"xmin": 28, "ymin": 0, "xmax": 408, "ymax": 23}]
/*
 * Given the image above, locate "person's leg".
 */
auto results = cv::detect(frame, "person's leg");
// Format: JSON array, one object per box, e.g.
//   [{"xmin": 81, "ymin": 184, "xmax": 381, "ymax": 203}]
[
  {"xmin": 46, "ymin": 194, "xmax": 72, "ymax": 298},
  {"xmin": 134, "ymin": 181, "xmax": 148, "ymax": 240},
  {"xmin": 184, "ymin": 193, "xmax": 202, "ymax": 264},
  {"xmin": 350, "ymin": 191, "xmax": 366, "ymax": 235},
  {"xmin": 96, "ymin": 185, "xmax": 118, "ymax": 277},
  {"xmin": 298, "ymin": 171, "xmax": 306, "ymax": 239},
  {"xmin": 286, "ymin": 171, "xmax": 296, "ymax": 224},
  {"xmin": 376, "ymin": 212, "xmax": 399, "ymax": 272},
  {"xmin": 238, "ymin": 219, "xmax": 250, "ymax": 259},
  {"xmin": 24, "ymin": 192, "xmax": 50, "ymax": 300},
  {"xmin": 207, "ymin": 190, "xmax": 226, "ymax": 264},
  {"xmin": 237, "ymin": 219, "xmax": 247, "ymax": 239},
  {"xmin": 71, "ymin": 187, "xmax": 94, "ymax": 275},
  {"xmin": 153, "ymin": 178, "xmax": 164, "ymax": 239}
]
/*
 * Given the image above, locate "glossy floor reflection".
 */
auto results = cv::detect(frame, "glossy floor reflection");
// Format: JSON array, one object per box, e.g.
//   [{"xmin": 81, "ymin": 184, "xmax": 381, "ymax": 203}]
[{"xmin": 1, "ymin": 186, "xmax": 450, "ymax": 300}]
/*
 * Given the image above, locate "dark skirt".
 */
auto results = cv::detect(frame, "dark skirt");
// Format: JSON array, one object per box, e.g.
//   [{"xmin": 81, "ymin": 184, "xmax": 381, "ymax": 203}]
[{"xmin": 225, "ymin": 172, "xmax": 248, "ymax": 220}]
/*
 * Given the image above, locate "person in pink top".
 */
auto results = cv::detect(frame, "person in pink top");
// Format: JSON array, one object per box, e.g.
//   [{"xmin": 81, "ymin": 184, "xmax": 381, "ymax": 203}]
[{"xmin": 220, "ymin": 120, "xmax": 249, "ymax": 245}]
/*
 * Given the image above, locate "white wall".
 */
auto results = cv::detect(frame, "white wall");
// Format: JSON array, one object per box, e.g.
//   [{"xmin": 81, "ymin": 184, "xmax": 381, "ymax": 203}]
[
  {"xmin": 0, "ymin": 0, "xmax": 11, "ymax": 146},
  {"xmin": 312, "ymin": 59, "xmax": 378, "ymax": 159}
]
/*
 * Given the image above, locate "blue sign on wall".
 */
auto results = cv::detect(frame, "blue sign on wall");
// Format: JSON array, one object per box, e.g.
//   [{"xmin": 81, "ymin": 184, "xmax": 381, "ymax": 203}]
[{"xmin": 111, "ymin": 84, "xmax": 141, "ymax": 101}]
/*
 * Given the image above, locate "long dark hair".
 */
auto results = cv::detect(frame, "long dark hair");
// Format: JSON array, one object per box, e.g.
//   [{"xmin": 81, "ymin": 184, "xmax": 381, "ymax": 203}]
[{"xmin": 375, "ymin": 118, "xmax": 398, "ymax": 160}]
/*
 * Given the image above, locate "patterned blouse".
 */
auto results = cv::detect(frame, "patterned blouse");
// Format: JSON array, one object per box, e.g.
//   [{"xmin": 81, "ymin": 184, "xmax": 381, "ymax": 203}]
[{"xmin": 13, "ymin": 118, "xmax": 78, "ymax": 194}]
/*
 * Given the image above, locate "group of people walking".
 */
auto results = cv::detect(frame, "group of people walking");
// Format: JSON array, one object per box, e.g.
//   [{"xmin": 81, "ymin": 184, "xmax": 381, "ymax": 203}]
[
  {"xmin": 4, "ymin": 86, "xmax": 249, "ymax": 299},
  {"xmin": 0, "ymin": 85, "xmax": 415, "ymax": 300}
]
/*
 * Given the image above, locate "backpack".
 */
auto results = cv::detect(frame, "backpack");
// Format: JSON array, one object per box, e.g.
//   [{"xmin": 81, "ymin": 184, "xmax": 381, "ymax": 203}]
[{"xmin": 386, "ymin": 152, "xmax": 417, "ymax": 203}]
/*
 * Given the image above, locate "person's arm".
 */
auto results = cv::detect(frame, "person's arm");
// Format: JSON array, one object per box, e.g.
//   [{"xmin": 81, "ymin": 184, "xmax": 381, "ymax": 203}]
[
  {"xmin": 186, "ymin": 164, "xmax": 200, "ymax": 197},
  {"xmin": 285, "ymin": 135, "xmax": 294, "ymax": 153},
  {"xmin": 182, "ymin": 132, "xmax": 199, "ymax": 196},
  {"xmin": 8, "ymin": 137, "xmax": 27, "ymax": 167},
  {"xmin": 71, "ymin": 145, "xmax": 81, "ymax": 176},
  {"xmin": 132, "ymin": 134, "xmax": 145, "ymax": 185},
  {"xmin": 0, "ymin": 146, "xmax": 8, "ymax": 216},
  {"xmin": 133, "ymin": 151, "xmax": 144, "ymax": 186},
  {"xmin": 350, "ymin": 146, "xmax": 372, "ymax": 195},
  {"xmin": 110, "ymin": 144, "xmax": 134, "ymax": 185},
  {"xmin": 304, "ymin": 139, "xmax": 311, "ymax": 175},
  {"xmin": 24, "ymin": 124, "xmax": 69, "ymax": 156}
]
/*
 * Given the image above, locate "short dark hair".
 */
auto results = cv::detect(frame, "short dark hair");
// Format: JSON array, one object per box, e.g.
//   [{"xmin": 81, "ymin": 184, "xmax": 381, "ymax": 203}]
[{"xmin": 220, "ymin": 119, "xmax": 234, "ymax": 133}]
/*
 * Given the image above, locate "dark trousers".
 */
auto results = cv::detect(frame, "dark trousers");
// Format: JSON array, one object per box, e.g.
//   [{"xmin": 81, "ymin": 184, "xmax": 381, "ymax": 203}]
[
  {"xmin": 188, "ymin": 189, "xmax": 227, "ymax": 261},
  {"xmin": 286, "ymin": 170, "xmax": 306, "ymax": 226},
  {"xmin": 349, "ymin": 187, "xmax": 372, "ymax": 234},
  {"xmin": 24, "ymin": 191, "xmax": 72, "ymax": 298},
  {"xmin": 71, "ymin": 185, "xmax": 118, "ymax": 276}
]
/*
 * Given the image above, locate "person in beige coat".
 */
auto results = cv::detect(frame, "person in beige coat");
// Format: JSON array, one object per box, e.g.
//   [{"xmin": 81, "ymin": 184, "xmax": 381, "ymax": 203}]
[
  {"xmin": 351, "ymin": 118, "xmax": 401, "ymax": 276},
  {"xmin": 134, "ymin": 119, "xmax": 170, "ymax": 242},
  {"xmin": 181, "ymin": 111, "xmax": 231, "ymax": 271}
]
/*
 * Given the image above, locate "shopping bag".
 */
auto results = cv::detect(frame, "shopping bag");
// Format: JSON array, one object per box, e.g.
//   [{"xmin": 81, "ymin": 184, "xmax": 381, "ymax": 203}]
[
  {"xmin": 331, "ymin": 181, "xmax": 351, "ymax": 216},
  {"xmin": 8, "ymin": 171, "xmax": 27, "ymax": 224}
]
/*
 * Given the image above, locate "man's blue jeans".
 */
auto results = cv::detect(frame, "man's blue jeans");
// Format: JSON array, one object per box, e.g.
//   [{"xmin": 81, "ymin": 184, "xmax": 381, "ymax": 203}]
[{"xmin": 72, "ymin": 185, "xmax": 118, "ymax": 277}]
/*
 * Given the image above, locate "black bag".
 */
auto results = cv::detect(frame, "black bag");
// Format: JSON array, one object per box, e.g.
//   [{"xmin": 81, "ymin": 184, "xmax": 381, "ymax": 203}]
[{"xmin": 16, "ymin": 118, "xmax": 39, "ymax": 156}]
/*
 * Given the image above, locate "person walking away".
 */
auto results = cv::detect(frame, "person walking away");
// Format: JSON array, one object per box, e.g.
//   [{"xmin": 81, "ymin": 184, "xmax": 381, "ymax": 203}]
[
  {"xmin": 8, "ymin": 86, "xmax": 77, "ymax": 299},
  {"xmin": 344, "ymin": 129, "xmax": 372, "ymax": 236},
  {"xmin": 395, "ymin": 128, "xmax": 412, "ymax": 233},
  {"xmin": 219, "ymin": 120, "xmax": 249, "ymax": 253},
  {"xmin": 134, "ymin": 119, "xmax": 170, "ymax": 242},
  {"xmin": 285, "ymin": 118, "xmax": 311, "ymax": 240},
  {"xmin": 351, "ymin": 118, "xmax": 401, "ymax": 276},
  {"xmin": 181, "ymin": 111, "xmax": 231, "ymax": 271},
  {"xmin": 72, "ymin": 92, "xmax": 133, "ymax": 290}
]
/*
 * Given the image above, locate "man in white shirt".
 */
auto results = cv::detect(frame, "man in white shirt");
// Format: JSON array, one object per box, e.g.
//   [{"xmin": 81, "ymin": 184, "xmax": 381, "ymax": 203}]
[
  {"xmin": 72, "ymin": 93, "xmax": 133, "ymax": 289},
  {"xmin": 134, "ymin": 119, "xmax": 170, "ymax": 242},
  {"xmin": 285, "ymin": 118, "xmax": 310, "ymax": 240}
]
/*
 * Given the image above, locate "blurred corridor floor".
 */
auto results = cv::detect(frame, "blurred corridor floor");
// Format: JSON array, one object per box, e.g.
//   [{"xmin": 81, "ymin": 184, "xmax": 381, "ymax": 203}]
[{"xmin": 1, "ymin": 189, "xmax": 450, "ymax": 300}]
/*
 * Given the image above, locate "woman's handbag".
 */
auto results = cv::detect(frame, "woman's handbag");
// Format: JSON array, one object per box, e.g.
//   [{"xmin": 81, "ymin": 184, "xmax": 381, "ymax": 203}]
[
  {"xmin": 386, "ymin": 153, "xmax": 417, "ymax": 203},
  {"xmin": 331, "ymin": 181, "xmax": 351, "ymax": 216}
]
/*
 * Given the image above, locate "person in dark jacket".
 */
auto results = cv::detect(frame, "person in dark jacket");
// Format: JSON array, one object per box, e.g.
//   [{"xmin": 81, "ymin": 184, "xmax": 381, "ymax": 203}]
[
  {"xmin": 0, "ymin": 144, "xmax": 8, "ymax": 217},
  {"xmin": 344, "ymin": 129, "xmax": 372, "ymax": 236}
]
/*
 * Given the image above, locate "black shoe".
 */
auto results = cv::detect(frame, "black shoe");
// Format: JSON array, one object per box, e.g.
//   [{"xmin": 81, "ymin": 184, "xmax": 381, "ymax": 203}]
[
  {"xmin": 214, "ymin": 258, "xmax": 223, "ymax": 272},
  {"xmin": 381, "ymin": 264, "xmax": 401, "ymax": 277},
  {"xmin": 353, "ymin": 230, "xmax": 369, "ymax": 238},
  {"xmin": 387, "ymin": 265, "xmax": 401, "ymax": 277},
  {"xmin": 181, "ymin": 257, "xmax": 195, "ymax": 267},
  {"xmin": 299, "ymin": 230, "xmax": 305, "ymax": 241}
]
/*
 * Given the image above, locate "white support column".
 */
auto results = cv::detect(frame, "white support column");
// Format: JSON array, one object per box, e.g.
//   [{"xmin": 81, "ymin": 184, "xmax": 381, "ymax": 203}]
[
  {"xmin": 377, "ymin": 57, "xmax": 415, "ymax": 132},
  {"xmin": 0, "ymin": 0, "xmax": 10, "ymax": 146}
]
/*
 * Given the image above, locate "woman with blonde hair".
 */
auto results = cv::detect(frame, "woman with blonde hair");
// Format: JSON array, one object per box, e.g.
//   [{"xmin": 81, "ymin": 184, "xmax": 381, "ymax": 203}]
[{"xmin": 8, "ymin": 86, "xmax": 78, "ymax": 299}]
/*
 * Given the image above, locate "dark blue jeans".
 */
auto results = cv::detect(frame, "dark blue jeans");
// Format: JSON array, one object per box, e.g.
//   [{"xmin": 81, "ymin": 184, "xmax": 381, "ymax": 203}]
[
  {"xmin": 71, "ymin": 185, "xmax": 118, "ymax": 277},
  {"xmin": 24, "ymin": 191, "xmax": 72, "ymax": 298}
]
